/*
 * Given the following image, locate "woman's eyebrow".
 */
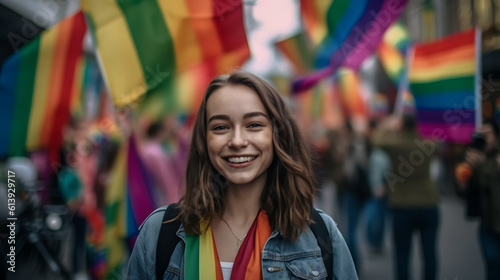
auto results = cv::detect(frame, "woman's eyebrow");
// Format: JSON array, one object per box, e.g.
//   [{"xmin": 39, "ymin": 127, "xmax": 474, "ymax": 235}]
[
  {"xmin": 208, "ymin": 114, "xmax": 230, "ymax": 123},
  {"xmin": 243, "ymin": 111, "xmax": 268, "ymax": 119}
]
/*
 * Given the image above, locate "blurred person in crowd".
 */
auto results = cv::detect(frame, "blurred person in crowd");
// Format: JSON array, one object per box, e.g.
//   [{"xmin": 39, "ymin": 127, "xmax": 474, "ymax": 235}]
[
  {"xmin": 57, "ymin": 118, "xmax": 99, "ymax": 278},
  {"xmin": 30, "ymin": 150, "xmax": 58, "ymax": 205},
  {"xmin": 455, "ymin": 119, "xmax": 500, "ymax": 280},
  {"xmin": 57, "ymin": 145, "xmax": 86, "ymax": 277},
  {"xmin": 373, "ymin": 113, "xmax": 440, "ymax": 280},
  {"xmin": 127, "ymin": 71, "xmax": 358, "ymax": 279},
  {"xmin": 139, "ymin": 115, "xmax": 189, "ymax": 206},
  {"xmin": 94, "ymin": 138, "xmax": 119, "ymax": 211},
  {"xmin": 326, "ymin": 121, "xmax": 370, "ymax": 273},
  {"xmin": 365, "ymin": 119, "xmax": 391, "ymax": 255}
]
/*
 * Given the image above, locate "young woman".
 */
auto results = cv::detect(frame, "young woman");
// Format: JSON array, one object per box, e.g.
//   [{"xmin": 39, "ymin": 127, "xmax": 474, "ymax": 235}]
[{"xmin": 126, "ymin": 71, "xmax": 358, "ymax": 279}]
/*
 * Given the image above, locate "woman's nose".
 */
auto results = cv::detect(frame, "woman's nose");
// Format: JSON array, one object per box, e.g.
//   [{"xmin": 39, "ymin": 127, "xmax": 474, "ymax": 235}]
[{"xmin": 228, "ymin": 128, "xmax": 248, "ymax": 148}]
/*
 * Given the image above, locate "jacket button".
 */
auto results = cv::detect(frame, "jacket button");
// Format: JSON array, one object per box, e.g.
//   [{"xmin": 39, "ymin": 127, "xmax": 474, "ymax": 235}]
[
  {"xmin": 267, "ymin": 267, "xmax": 283, "ymax": 272},
  {"xmin": 312, "ymin": 270, "xmax": 319, "ymax": 277}
]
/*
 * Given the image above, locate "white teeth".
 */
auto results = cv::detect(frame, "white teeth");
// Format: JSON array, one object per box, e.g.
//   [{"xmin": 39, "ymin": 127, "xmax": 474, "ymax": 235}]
[{"xmin": 227, "ymin": 156, "xmax": 256, "ymax": 163}]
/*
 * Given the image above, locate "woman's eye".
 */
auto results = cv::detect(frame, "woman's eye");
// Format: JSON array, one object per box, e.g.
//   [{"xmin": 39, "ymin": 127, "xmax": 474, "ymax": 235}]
[
  {"xmin": 248, "ymin": 123, "xmax": 262, "ymax": 128},
  {"xmin": 213, "ymin": 125, "xmax": 228, "ymax": 131}
]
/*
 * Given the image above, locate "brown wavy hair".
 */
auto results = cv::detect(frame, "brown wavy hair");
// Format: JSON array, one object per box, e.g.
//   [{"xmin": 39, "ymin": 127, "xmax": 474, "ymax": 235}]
[{"xmin": 179, "ymin": 71, "xmax": 316, "ymax": 241}]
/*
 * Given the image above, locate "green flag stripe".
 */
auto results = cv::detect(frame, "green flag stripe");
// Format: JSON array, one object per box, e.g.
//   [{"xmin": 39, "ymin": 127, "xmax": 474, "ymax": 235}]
[
  {"xmin": 117, "ymin": 0, "xmax": 176, "ymax": 90},
  {"xmin": 184, "ymin": 235, "xmax": 200, "ymax": 280},
  {"xmin": 325, "ymin": 0, "xmax": 351, "ymax": 33},
  {"xmin": 410, "ymin": 76, "xmax": 475, "ymax": 95},
  {"xmin": 9, "ymin": 37, "xmax": 40, "ymax": 156}
]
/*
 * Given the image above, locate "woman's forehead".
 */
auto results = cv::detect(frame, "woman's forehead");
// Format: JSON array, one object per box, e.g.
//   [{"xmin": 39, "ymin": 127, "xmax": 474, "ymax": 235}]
[{"xmin": 206, "ymin": 85, "xmax": 268, "ymax": 115}]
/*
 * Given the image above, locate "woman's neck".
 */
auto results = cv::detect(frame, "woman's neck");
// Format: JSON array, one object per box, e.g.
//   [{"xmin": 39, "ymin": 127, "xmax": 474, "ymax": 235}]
[
  {"xmin": 223, "ymin": 178, "xmax": 265, "ymax": 224},
  {"xmin": 224, "ymin": 190, "xmax": 260, "ymax": 223}
]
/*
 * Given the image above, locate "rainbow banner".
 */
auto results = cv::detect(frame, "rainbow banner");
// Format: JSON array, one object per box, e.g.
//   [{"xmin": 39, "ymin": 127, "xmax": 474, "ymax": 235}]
[
  {"xmin": 336, "ymin": 68, "xmax": 369, "ymax": 119},
  {"xmin": 378, "ymin": 41, "xmax": 405, "ymax": 85},
  {"xmin": 299, "ymin": 0, "xmax": 331, "ymax": 45},
  {"xmin": 408, "ymin": 28, "xmax": 481, "ymax": 143},
  {"xmin": 0, "ymin": 11, "xmax": 86, "ymax": 162},
  {"xmin": 275, "ymin": 32, "xmax": 316, "ymax": 75},
  {"xmin": 294, "ymin": 0, "xmax": 408, "ymax": 92},
  {"xmin": 105, "ymin": 134, "xmax": 157, "ymax": 278},
  {"xmin": 382, "ymin": 21, "xmax": 410, "ymax": 52},
  {"xmin": 82, "ymin": 0, "xmax": 250, "ymax": 108},
  {"xmin": 137, "ymin": 58, "xmax": 227, "ymax": 122},
  {"xmin": 377, "ymin": 22, "xmax": 411, "ymax": 86}
]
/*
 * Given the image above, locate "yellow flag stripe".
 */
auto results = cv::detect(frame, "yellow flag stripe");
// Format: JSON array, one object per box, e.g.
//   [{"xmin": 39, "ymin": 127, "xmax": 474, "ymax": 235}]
[
  {"xmin": 83, "ymin": 0, "xmax": 146, "ymax": 108},
  {"xmin": 410, "ymin": 60, "xmax": 475, "ymax": 82}
]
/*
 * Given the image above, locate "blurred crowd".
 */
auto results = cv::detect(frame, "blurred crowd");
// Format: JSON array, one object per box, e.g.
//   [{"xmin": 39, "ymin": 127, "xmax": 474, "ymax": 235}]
[
  {"xmin": 1, "ymin": 110, "xmax": 500, "ymax": 280},
  {"xmin": 314, "ymin": 113, "xmax": 500, "ymax": 280}
]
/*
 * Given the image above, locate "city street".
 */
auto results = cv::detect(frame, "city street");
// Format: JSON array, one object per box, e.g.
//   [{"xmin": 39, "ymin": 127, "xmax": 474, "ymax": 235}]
[{"xmin": 318, "ymin": 186, "xmax": 485, "ymax": 280}]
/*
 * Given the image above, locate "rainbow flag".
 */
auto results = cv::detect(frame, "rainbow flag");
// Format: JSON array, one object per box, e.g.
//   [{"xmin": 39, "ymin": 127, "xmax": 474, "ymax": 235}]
[
  {"xmin": 275, "ymin": 32, "xmax": 316, "ymax": 75},
  {"xmin": 383, "ymin": 21, "xmax": 411, "ymax": 52},
  {"xmin": 299, "ymin": 0, "xmax": 331, "ymax": 45},
  {"xmin": 336, "ymin": 68, "xmax": 368, "ymax": 119},
  {"xmin": 378, "ymin": 41, "xmax": 405, "ymax": 85},
  {"xmin": 82, "ymin": 0, "xmax": 250, "ymax": 108},
  {"xmin": 294, "ymin": 0, "xmax": 408, "ymax": 92},
  {"xmin": 377, "ymin": 22, "xmax": 411, "ymax": 86},
  {"xmin": 105, "ymin": 134, "xmax": 157, "ymax": 278},
  {"xmin": 0, "ymin": 11, "xmax": 86, "ymax": 162},
  {"xmin": 371, "ymin": 92, "xmax": 389, "ymax": 117},
  {"xmin": 137, "ymin": 58, "xmax": 229, "ymax": 121},
  {"xmin": 408, "ymin": 28, "xmax": 481, "ymax": 143}
]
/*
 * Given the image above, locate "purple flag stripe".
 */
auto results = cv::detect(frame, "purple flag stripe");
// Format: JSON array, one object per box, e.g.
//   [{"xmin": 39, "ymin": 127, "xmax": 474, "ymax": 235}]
[
  {"xmin": 416, "ymin": 109, "xmax": 475, "ymax": 123},
  {"xmin": 418, "ymin": 122, "xmax": 475, "ymax": 143}
]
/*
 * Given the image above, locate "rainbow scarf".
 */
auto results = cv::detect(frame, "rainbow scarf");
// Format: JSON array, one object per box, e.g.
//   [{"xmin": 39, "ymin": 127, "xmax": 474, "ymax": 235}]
[{"xmin": 185, "ymin": 211, "xmax": 272, "ymax": 280}]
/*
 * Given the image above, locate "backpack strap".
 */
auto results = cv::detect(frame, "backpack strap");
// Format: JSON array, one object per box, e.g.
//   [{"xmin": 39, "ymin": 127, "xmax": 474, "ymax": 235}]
[
  {"xmin": 155, "ymin": 203, "xmax": 181, "ymax": 280},
  {"xmin": 310, "ymin": 208, "xmax": 333, "ymax": 280}
]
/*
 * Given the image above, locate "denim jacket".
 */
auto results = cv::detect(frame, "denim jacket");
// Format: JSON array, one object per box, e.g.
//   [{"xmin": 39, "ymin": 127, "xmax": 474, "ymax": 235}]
[{"xmin": 125, "ymin": 205, "xmax": 358, "ymax": 280}]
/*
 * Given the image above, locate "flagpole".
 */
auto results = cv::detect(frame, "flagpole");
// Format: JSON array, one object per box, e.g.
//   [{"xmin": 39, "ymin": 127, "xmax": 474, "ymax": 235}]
[{"xmin": 394, "ymin": 47, "xmax": 413, "ymax": 115}]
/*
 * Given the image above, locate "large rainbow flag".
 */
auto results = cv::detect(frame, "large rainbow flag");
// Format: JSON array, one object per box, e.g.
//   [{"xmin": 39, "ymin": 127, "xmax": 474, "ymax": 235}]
[
  {"xmin": 408, "ymin": 28, "xmax": 481, "ymax": 143},
  {"xmin": 82, "ymin": 0, "xmax": 250, "ymax": 108},
  {"xmin": 294, "ymin": 0, "xmax": 408, "ymax": 92},
  {"xmin": 0, "ymin": 11, "xmax": 87, "ymax": 162}
]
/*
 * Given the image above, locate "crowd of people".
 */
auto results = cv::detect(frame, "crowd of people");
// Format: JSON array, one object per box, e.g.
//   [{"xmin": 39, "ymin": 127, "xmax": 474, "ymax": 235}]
[
  {"xmin": 318, "ymin": 112, "xmax": 500, "ymax": 280},
  {"xmin": 1, "ymin": 71, "xmax": 499, "ymax": 280}
]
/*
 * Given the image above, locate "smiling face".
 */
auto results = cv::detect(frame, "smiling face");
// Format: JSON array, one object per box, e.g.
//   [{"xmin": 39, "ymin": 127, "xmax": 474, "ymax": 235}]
[{"xmin": 206, "ymin": 84, "xmax": 274, "ymax": 187}]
